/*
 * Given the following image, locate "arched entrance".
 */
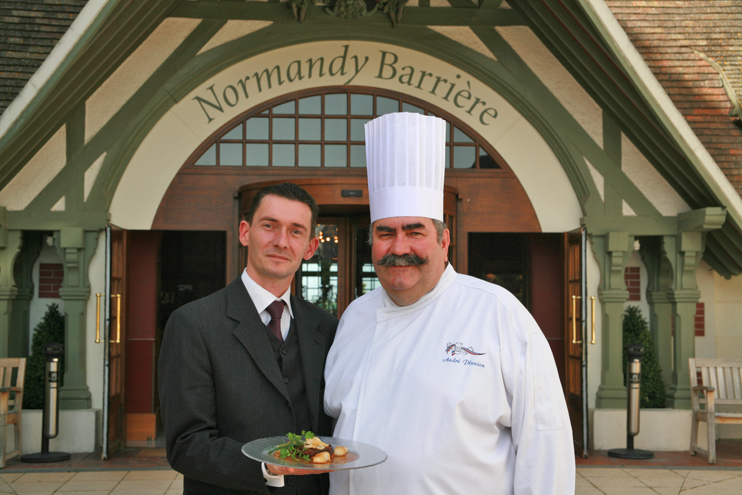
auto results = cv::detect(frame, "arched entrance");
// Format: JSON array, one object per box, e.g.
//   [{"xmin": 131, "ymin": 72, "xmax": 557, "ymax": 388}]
[{"xmin": 116, "ymin": 87, "xmax": 588, "ymax": 453}]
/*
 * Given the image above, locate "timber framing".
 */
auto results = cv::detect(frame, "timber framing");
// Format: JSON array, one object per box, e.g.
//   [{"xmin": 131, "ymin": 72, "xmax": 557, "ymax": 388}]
[{"xmin": 0, "ymin": 0, "xmax": 742, "ymax": 278}]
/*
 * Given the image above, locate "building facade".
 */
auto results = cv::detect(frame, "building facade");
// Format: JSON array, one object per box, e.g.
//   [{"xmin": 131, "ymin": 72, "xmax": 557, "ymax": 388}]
[{"xmin": 1, "ymin": 0, "xmax": 741, "ymax": 457}]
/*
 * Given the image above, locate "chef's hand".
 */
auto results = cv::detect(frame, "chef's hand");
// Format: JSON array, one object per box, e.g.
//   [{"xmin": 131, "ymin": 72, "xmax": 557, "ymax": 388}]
[{"xmin": 266, "ymin": 463, "xmax": 331, "ymax": 476}]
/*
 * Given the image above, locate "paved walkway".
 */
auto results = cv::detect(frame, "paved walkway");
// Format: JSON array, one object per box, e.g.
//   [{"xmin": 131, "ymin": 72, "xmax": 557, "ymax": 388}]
[
  {"xmin": 0, "ymin": 467, "xmax": 739, "ymax": 494},
  {"xmin": 0, "ymin": 444, "xmax": 739, "ymax": 494}
]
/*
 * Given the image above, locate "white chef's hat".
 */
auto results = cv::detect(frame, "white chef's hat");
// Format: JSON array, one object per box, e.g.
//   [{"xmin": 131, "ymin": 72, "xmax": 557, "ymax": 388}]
[{"xmin": 365, "ymin": 112, "xmax": 446, "ymax": 223}]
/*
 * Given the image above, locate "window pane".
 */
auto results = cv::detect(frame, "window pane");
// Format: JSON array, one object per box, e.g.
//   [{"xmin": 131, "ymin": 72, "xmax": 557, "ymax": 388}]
[
  {"xmin": 273, "ymin": 101, "xmax": 295, "ymax": 114},
  {"xmin": 325, "ymin": 94, "xmax": 347, "ymax": 115},
  {"xmin": 402, "ymin": 102, "xmax": 424, "ymax": 114},
  {"xmin": 325, "ymin": 145, "xmax": 347, "ymax": 167},
  {"xmin": 479, "ymin": 150, "xmax": 500, "ymax": 169},
  {"xmin": 350, "ymin": 119, "xmax": 368, "ymax": 141},
  {"xmin": 453, "ymin": 126, "xmax": 474, "ymax": 143},
  {"xmin": 299, "ymin": 144, "xmax": 321, "ymax": 167},
  {"xmin": 222, "ymin": 124, "xmax": 242, "ymax": 140},
  {"xmin": 299, "ymin": 118, "xmax": 321, "ymax": 141},
  {"xmin": 246, "ymin": 118, "xmax": 269, "ymax": 140},
  {"xmin": 376, "ymin": 97, "xmax": 398, "ymax": 116},
  {"xmin": 351, "ymin": 94, "xmax": 373, "ymax": 115},
  {"xmin": 445, "ymin": 145, "xmax": 450, "ymax": 168},
  {"xmin": 273, "ymin": 144, "xmax": 295, "ymax": 166},
  {"xmin": 195, "ymin": 144, "xmax": 216, "ymax": 166},
  {"xmin": 273, "ymin": 118, "xmax": 295, "ymax": 140},
  {"xmin": 350, "ymin": 145, "xmax": 366, "ymax": 168},
  {"xmin": 325, "ymin": 119, "xmax": 347, "ymax": 141},
  {"xmin": 446, "ymin": 122, "xmax": 451, "ymax": 143},
  {"xmin": 220, "ymin": 143, "xmax": 242, "ymax": 166},
  {"xmin": 246, "ymin": 144, "xmax": 268, "ymax": 166},
  {"xmin": 299, "ymin": 96, "xmax": 321, "ymax": 114},
  {"xmin": 453, "ymin": 146, "xmax": 476, "ymax": 169}
]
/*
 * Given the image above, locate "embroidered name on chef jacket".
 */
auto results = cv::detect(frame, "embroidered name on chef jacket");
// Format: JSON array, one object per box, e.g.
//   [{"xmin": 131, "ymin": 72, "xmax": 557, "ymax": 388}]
[{"xmin": 443, "ymin": 342, "xmax": 486, "ymax": 368}]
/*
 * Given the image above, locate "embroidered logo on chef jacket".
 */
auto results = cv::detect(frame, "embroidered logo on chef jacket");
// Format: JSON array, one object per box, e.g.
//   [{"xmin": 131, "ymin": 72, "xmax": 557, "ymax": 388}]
[
  {"xmin": 443, "ymin": 342, "xmax": 486, "ymax": 368},
  {"xmin": 445, "ymin": 342, "xmax": 485, "ymax": 356}
]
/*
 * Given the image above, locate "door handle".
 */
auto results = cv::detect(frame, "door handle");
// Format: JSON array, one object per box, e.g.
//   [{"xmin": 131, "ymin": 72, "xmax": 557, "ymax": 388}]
[
  {"xmin": 112, "ymin": 294, "xmax": 121, "ymax": 344},
  {"xmin": 590, "ymin": 296, "xmax": 596, "ymax": 345},
  {"xmin": 571, "ymin": 295, "xmax": 582, "ymax": 344},
  {"xmin": 95, "ymin": 293, "xmax": 102, "ymax": 343}
]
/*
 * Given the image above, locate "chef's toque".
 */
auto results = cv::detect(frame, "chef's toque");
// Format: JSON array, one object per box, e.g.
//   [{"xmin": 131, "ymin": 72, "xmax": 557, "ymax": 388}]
[{"xmin": 365, "ymin": 112, "xmax": 446, "ymax": 223}]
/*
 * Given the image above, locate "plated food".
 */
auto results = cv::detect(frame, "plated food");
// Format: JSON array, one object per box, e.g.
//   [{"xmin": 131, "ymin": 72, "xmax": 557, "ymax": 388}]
[
  {"xmin": 269, "ymin": 431, "xmax": 348, "ymax": 464},
  {"xmin": 242, "ymin": 434, "xmax": 386, "ymax": 471}
]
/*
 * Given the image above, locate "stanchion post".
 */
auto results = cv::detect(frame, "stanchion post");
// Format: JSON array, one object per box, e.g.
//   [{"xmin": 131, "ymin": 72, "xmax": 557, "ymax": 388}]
[
  {"xmin": 20, "ymin": 342, "xmax": 71, "ymax": 463},
  {"xmin": 608, "ymin": 343, "xmax": 654, "ymax": 459}
]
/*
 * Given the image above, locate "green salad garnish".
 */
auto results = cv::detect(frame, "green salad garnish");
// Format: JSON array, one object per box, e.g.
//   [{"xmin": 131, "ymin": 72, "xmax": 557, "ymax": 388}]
[{"xmin": 269, "ymin": 430, "xmax": 316, "ymax": 461}]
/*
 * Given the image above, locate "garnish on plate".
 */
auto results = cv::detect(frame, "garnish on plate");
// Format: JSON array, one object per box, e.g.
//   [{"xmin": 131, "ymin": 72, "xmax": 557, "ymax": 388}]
[{"xmin": 268, "ymin": 431, "xmax": 347, "ymax": 464}]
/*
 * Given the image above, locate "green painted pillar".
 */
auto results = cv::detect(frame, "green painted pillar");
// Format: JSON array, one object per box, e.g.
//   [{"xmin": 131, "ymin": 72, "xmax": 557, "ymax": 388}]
[
  {"xmin": 0, "ymin": 222, "xmax": 22, "ymax": 358},
  {"xmin": 10, "ymin": 232, "xmax": 43, "ymax": 358},
  {"xmin": 593, "ymin": 232, "xmax": 635, "ymax": 409},
  {"xmin": 56, "ymin": 228, "xmax": 99, "ymax": 410},
  {"xmin": 640, "ymin": 236, "xmax": 674, "ymax": 392},
  {"xmin": 665, "ymin": 232, "xmax": 703, "ymax": 409}
]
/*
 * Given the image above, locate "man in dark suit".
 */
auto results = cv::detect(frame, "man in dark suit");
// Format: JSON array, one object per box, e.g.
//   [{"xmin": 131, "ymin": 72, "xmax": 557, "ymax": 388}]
[{"xmin": 159, "ymin": 183, "xmax": 338, "ymax": 495}]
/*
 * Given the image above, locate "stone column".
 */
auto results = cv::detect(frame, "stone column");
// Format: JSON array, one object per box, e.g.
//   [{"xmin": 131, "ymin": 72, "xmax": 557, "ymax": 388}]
[
  {"xmin": 666, "ymin": 232, "xmax": 703, "ymax": 409},
  {"xmin": 56, "ymin": 228, "xmax": 99, "ymax": 409},
  {"xmin": 592, "ymin": 231, "xmax": 635, "ymax": 408},
  {"xmin": 0, "ymin": 219, "xmax": 22, "ymax": 358},
  {"xmin": 10, "ymin": 232, "xmax": 44, "ymax": 358},
  {"xmin": 640, "ymin": 236, "xmax": 674, "ymax": 390}
]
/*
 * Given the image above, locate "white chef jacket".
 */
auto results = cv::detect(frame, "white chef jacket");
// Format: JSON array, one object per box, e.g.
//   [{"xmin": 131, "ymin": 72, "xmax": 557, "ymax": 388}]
[{"xmin": 324, "ymin": 264, "xmax": 575, "ymax": 495}]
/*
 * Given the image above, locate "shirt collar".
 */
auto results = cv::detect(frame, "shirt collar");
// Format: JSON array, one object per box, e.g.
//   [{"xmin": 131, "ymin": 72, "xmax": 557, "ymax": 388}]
[{"xmin": 240, "ymin": 269, "xmax": 294, "ymax": 319}]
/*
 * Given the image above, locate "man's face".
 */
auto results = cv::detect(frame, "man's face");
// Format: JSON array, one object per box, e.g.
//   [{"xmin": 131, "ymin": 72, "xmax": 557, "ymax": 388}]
[
  {"xmin": 371, "ymin": 216, "xmax": 450, "ymax": 306},
  {"xmin": 239, "ymin": 194, "xmax": 318, "ymax": 295}
]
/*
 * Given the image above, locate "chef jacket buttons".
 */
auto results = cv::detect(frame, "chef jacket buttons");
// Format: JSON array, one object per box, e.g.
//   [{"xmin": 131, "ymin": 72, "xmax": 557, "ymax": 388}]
[{"xmin": 283, "ymin": 377, "xmax": 289, "ymax": 383}]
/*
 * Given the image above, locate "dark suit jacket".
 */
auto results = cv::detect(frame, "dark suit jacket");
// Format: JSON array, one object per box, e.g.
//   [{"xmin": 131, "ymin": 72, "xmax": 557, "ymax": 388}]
[{"xmin": 158, "ymin": 277, "xmax": 338, "ymax": 494}]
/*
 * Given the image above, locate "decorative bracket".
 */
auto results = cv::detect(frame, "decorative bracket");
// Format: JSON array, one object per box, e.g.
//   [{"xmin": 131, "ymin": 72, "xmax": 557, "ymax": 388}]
[{"xmin": 326, "ymin": 0, "xmax": 378, "ymax": 19}]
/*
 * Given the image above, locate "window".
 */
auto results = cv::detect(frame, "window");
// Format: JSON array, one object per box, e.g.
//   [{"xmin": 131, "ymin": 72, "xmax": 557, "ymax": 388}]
[{"xmin": 189, "ymin": 88, "xmax": 506, "ymax": 170}]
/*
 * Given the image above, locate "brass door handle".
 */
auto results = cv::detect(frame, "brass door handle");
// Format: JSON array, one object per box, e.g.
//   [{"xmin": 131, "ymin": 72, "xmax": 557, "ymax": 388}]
[
  {"xmin": 95, "ymin": 293, "xmax": 102, "ymax": 343},
  {"xmin": 590, "ymin": 296, "xmax": 596, "ymax": 345},
  {"xmin": 571, "ymin": 295, "xmax": 582, "ymax": 344},
  {"xmin": 112, "ymin": 294, "xmax": 121, "ymax": 344}
]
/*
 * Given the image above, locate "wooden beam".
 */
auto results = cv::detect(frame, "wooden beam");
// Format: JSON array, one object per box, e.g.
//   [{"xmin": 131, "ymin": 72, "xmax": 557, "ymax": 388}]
[{"xmin": 170, "ymin": 2, "xmax": 525, "ymax": 26}]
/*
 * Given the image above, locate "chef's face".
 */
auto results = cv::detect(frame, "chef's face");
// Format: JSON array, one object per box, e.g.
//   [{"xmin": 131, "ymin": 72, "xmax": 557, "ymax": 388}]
[
  {"xmin": 239, "ymin": 194, "xmax": 319, "ymax": 296},
  {"xmin": 371, "ymin": 216, "xmax": 450, "ymax": 306}
]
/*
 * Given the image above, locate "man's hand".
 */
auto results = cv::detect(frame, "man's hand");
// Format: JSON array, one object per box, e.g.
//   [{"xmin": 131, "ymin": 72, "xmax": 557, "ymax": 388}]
[{"xmin": 266, "ymin": 463, "xmax": 331, "ymax": 476}]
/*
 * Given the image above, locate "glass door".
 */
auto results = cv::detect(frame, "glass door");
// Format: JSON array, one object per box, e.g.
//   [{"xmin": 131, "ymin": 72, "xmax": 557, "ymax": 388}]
[{"xmin": 295, "ymin": 215, "xmax": 379, "ymax": 317}]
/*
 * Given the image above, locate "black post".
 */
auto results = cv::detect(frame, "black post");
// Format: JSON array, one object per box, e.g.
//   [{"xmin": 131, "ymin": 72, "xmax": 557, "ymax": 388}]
[
  {"xmin": 21, "ymin": 342, "xmax": 71, "ymax": 463},
  {"xmin": 608, "ymin": 344, "xmax": 654, "ymax": 459}
]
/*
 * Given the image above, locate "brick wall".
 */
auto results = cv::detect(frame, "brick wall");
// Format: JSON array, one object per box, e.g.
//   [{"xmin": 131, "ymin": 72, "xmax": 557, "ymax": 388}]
[
  {"xmin": 695, "ymin": 302, "xmax": 705, "ymax": 337},
  {"xmin": 625, "ymin": 266, "xmax": 641, "ymax": 301},
  {"xmin": 38, "ymin": 263, "xmax": 63, "ymax": 298}
]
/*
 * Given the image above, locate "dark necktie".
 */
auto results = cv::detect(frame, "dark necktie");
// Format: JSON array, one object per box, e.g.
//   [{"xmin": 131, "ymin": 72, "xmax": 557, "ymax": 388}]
[{"xmin": 266, "ymin": 300, "xmax": 285, "ymax": 342}]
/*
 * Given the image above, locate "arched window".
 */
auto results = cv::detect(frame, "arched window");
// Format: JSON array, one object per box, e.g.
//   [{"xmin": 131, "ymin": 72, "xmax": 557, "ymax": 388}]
[{"xmin": 187, "ymin": 87, "xmax": 508, "ymax": 171}]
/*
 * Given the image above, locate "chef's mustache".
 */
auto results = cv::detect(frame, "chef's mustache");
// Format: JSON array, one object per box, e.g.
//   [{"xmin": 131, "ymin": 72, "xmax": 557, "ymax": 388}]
[{"xmin": 376, "ymin": 253, "xmax": 428, "ymax": 267}]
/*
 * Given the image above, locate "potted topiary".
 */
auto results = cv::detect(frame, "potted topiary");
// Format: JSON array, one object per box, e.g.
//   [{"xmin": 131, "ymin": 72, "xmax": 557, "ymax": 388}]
[{"xmin": 23, "ymin": 304, "xmax": 65, "ymax": 410}]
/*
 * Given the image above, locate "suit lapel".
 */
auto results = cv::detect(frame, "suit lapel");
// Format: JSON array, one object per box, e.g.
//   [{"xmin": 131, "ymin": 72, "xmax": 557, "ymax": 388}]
[
  {"xmin": 292, "ymin": 296, "xmax": 326, "ymax": 431},
  {"xmin": 226, "ymin": 278, "xmax": 290, "ymax": 403}
]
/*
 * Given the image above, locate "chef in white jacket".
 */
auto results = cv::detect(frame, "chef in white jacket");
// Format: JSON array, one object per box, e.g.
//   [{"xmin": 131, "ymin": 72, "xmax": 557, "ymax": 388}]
[{"xmin": 323, "ymin": 112, "xmax": 575, "ymax": 495}]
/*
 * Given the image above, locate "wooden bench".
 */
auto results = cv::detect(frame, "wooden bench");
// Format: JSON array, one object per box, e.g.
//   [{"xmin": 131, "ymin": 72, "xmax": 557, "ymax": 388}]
[
  {"xmin": 688, "ymin": 358, "xmax": 742, "ymax": 464},
  {"xmin": 0, "ymin": 358, "xmax": 25, "ymax": 468}
]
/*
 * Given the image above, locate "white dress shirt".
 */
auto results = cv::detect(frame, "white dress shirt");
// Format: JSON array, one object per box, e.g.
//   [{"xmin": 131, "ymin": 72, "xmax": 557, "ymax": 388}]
[{"xmin": 241, "ymin": 269, "xmax": 292, "ymax": 487}]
